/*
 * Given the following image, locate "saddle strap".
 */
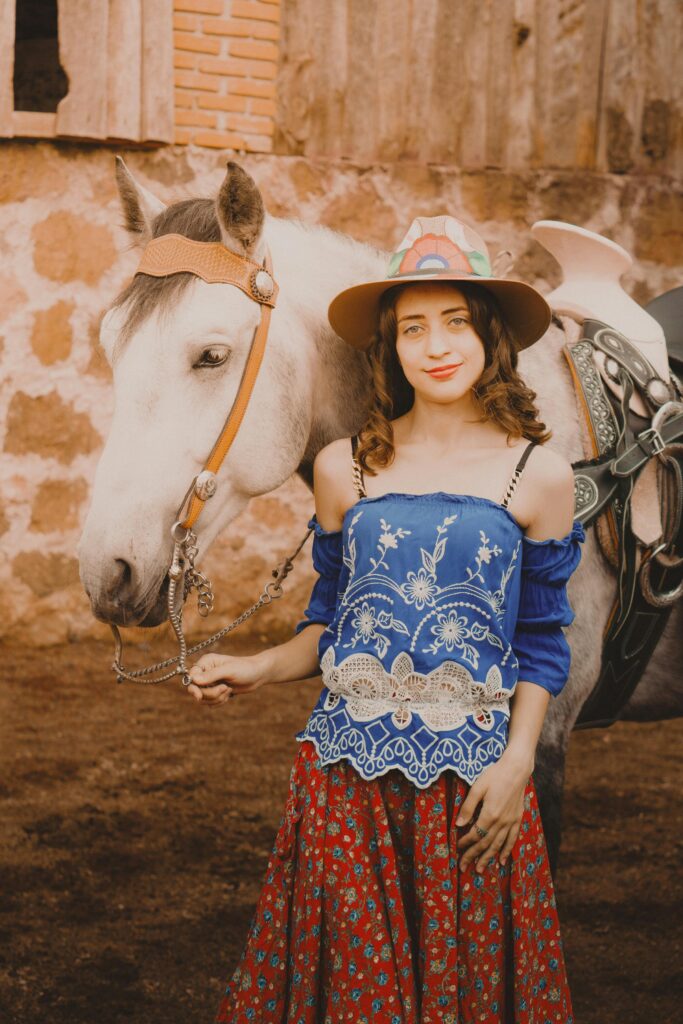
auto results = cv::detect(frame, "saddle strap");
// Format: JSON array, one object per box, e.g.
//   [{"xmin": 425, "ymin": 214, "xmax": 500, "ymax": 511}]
[
  {"xmin": 584, "ymin": 319, "xmax": 676, "ymax": 410},
  {"xmin": 572, "ymin": 410, "xmax": 683, "ymax": 526}
]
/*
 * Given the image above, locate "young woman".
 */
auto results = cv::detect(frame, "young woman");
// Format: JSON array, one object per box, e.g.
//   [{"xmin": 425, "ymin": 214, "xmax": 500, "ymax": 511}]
[{"xmin": 188, "ymin": 215, "xmax": 584, "ymax": 1023}]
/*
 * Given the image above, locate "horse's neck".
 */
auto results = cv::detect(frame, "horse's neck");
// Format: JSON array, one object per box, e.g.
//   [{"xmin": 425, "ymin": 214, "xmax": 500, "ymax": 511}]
[
  {"xmin": 266, "ymin": 217, "xmax": 387, "ymax": 480},
  {"xmin": 266, "ymin": 215, "xmax": 386, "ymax": 312},
  {"xmin": 518, "ymin": 320, "xmax": 585, "ymax": 464}
]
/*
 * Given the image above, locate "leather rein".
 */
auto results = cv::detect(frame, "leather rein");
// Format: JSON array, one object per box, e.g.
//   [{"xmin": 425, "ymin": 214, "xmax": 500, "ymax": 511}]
[{"xmin": 111, "ymin": 234, "xmax": 312, "ymax": 687}]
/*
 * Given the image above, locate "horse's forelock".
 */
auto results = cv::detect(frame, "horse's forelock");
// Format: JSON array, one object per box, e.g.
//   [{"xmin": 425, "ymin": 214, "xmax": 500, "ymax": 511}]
[{"xmin": 112, "ymin": 198, "xmax": 221, "ymax": 345}]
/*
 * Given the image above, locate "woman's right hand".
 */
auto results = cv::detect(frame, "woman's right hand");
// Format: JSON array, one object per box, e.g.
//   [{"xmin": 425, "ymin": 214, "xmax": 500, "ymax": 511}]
[{"xmin": 186, "ymin": 652, "xmax": 266, "ymax": 708}]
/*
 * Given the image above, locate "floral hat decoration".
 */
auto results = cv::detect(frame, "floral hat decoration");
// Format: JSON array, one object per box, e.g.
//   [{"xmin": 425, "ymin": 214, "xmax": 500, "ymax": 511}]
[{"xmin": 328, "ymin": 214, "xmax": 551, "ymax": 350}]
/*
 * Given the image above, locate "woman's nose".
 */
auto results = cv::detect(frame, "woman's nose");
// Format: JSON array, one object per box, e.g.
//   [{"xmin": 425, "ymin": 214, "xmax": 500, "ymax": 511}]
[{"xmin": 424, "ymin": 327, "xmax": 451, "ymax": 357}]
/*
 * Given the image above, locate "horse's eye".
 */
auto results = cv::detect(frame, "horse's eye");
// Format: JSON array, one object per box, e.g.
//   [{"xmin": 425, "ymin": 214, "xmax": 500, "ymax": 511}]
[{"xmin": 194, "ymin": 347, "xmax": 231, "ymax": 369}]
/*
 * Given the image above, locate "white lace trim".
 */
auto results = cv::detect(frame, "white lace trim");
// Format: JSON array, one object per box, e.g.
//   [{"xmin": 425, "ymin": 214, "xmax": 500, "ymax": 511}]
[
  {"xmin": 320, "ymin": 646, "xmax": 511, "ymax": 732},
  {"xmin": 296, "ymin": 734, "xmax": 502, "ymax": 790}
]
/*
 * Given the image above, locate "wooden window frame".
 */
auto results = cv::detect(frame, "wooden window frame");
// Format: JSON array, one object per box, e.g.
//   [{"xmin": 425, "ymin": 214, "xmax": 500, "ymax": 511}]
[{"xmin": 1, "ymin": 0, "xmax": 174, "ymax": 145}]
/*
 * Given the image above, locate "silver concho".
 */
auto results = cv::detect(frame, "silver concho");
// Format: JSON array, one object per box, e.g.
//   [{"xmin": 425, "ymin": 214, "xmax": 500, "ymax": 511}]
[
  {"xmin": 604, "ymin": 357, "xmax": 621, "ymax": 382},
  {"xmin": 194, "ymin": 470, "xmax": 218, "ymax": 501},
  {"xmin": 251, "ymin": 268, "xmax": 275, "ymax": 302},
  {"xmin": 645, "ymin": 377, "xmax": 672, "ymax": 406}
]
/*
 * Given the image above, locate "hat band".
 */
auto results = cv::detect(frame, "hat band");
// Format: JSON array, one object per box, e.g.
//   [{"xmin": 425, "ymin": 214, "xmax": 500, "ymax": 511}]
[{"xmin": 388, "ymin": 267, "xmax": 491, "ymax": 282}]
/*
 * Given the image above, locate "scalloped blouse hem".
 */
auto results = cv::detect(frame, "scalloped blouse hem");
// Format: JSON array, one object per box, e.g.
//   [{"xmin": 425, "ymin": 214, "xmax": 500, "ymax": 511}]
[{"xmin": 295, "ymin": 734, "xmax": 496, "ymax": 790}]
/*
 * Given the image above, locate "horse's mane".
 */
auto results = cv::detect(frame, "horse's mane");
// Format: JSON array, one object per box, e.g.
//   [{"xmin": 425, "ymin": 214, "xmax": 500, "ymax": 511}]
[{"xmin": 113, "ymin": 198, "xmax": 220, "ymax": 342}]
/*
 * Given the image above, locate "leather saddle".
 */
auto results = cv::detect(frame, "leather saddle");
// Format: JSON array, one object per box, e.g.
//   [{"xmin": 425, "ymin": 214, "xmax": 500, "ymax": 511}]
[{"xmin": 564, "ymin": 309, "xmax": 683, "ymax": 729}]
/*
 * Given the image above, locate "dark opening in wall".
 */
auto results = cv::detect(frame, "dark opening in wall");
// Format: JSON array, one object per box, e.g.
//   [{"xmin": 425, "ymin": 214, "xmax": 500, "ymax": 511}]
[{"xmin": 13, "ymin": 0, "xmax": 69, "ymax": 112}]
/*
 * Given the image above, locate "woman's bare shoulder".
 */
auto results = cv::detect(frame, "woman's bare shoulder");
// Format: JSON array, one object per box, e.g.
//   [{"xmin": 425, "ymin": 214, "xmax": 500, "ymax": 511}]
[
  {"xmin": 528, "ymin": 443, "xmax": 574, "ymax": 486},
  {"xmin": 524, "ymin": 443, "xmax": 576, "ymax": 540},
  {"xmin": 313, "ymin": 437, "xmax": 357, "ymax": 531}
]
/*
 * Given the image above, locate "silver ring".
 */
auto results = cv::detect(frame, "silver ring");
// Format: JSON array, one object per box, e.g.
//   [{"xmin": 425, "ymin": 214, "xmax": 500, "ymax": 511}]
[{"xmin": 474, "ymin": 823, "xmax": 489, "ymax": 839}]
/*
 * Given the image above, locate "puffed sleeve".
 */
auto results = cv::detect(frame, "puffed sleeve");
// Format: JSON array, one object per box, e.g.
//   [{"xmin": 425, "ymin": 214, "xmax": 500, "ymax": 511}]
[
  {"xmin": 294, "ymin": 516, "xmax": 345, "ymax": 633},
  {"xmin": 511, "ymin": 519, "xmax": 586, "ymax": 698}
]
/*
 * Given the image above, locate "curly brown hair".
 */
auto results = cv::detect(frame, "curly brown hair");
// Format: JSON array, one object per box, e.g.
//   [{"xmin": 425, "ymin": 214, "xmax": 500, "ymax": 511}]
[{"xmin": 356, "ymin": 281, "xmax": 551, "ymax": 475}]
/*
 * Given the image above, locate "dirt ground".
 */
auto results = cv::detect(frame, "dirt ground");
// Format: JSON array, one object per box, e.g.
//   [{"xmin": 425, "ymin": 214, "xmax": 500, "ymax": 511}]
[{"xmin": 1, "ymin": 637, "xmax": 681, "ymax": 1024}]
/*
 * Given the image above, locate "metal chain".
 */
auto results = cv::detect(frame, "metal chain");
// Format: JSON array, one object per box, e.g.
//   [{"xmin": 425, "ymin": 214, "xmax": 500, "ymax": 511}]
[{"xmin": 111, "ymin": 525, "xmax": 313, "ymax": 687}]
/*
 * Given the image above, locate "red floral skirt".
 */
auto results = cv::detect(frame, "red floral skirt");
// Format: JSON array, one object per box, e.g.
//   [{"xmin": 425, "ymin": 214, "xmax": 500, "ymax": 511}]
[{"xmin": 215, "ymin": 740, "xmax": 573, "ymax": 1023}]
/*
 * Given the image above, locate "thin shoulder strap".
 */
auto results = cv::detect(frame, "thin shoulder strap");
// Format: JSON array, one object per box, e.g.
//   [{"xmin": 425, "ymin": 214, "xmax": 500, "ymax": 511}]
[
  {"xmin": 500, "ymin": 441, "xmax": 536, "ymax": 509},
  {"xmin": 350, "ymin": 435, "xmax": 367, "ymax": 499}
]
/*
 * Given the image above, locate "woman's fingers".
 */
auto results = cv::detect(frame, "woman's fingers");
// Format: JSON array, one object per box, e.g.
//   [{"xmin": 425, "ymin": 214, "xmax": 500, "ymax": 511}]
[
  {"xmin": 186, "ymin": 681, "xmax": 232, "ymax": 704},
  {"xmin": 499, "ymin": 822, "xmax": 521, "ymax": 865},
  {"xmin": 455, "ymin": 781, "xmax": 484, "ymax": 827},
  {"xmin": 188, "ymin": 655, "xmax": 234, "ymax": 687},
  {"xmin": 458, "ymin": 805, "xmax": 514, "ymax": 871},
  {"xmin": 475, "ymin": 828, "xmax": 507, "ymax": 871}
]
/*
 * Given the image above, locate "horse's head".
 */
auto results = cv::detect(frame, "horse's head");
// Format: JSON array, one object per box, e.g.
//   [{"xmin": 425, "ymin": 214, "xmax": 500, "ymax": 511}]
[{"xmin": 79, "ymin": 159, "xmax": 337, "ymax": 627}]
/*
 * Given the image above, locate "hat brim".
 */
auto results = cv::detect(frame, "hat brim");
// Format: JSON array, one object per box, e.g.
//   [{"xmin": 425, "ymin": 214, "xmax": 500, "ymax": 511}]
[{"xmin": 328, "ymin": 273, "xmax": 551, "ymax": 351}]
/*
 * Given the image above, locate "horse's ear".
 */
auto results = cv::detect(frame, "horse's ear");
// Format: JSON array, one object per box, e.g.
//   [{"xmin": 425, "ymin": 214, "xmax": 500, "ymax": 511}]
[
  {"xmin": 216, "ymin": 161, "xmax": 265, "ymax": 259},
  {"xmin": 115, "ymin": 156, "xmax": 167, "ymax": 244}
]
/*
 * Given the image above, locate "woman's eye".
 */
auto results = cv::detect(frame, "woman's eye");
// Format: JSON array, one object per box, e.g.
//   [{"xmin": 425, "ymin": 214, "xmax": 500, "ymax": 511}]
[
  {"xmin": 403, "ymin": 324, "xmax": 422, "ymax": 336},
  {"xmin": 449, "ymin": 316, "xmax": 468, "ymax": 327},
  {"xmin": 194, "ymin": 347, "xmax": 231, "ymax": 369}
]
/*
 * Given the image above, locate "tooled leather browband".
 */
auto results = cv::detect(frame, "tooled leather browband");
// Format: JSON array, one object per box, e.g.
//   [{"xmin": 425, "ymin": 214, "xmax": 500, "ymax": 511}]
[{"xmin": 135, "ymin": 233, "xmax": 278, "ymax": 307}]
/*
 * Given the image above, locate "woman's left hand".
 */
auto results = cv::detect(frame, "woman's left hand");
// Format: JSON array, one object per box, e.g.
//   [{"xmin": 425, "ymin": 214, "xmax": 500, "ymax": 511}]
[{"xmin": 455, "ymin": 750, "xmax": 533, "ymax": 873}]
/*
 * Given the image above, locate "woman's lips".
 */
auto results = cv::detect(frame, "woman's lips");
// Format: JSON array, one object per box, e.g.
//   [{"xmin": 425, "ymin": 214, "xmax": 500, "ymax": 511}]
[{"xmin": 425, "ymin": 363, "xmax": 463, "ymax": 380}]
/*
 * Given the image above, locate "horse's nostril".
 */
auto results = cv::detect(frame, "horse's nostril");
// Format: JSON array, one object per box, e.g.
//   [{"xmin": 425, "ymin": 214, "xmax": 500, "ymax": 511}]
[{"xmin": 111, "ymin": 558, "xmax": 134, "ymax": 601}]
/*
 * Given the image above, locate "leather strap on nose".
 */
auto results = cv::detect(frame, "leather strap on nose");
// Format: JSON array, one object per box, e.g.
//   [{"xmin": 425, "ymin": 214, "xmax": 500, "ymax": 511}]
[{"xmin": 135, "ymin": 235, "xmax": 277, "ymax": 533}]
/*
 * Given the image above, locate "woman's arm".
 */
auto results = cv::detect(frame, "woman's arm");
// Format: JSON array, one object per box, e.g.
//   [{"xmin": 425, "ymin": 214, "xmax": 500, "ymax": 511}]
[
  {"xmin": 504, "ymin": 445, "xmax": 576, "ymax": 764},
  {"xmin": 186, "ymin": 623, "xmax": 326, "ymax": 706},
  {"xmin": 456, "ymin": 447, "xmax": 577, "ymax": 870},
  {"xmin": 187, "ymin": 439, "xmax": 356, "ymax": 707}
]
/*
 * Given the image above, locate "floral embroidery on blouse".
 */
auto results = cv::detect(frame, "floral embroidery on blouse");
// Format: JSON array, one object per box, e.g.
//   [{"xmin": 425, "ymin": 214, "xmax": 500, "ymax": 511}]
[{"xmin": 295, "ymin": 493, "xmax": 585, "ymax": 787}]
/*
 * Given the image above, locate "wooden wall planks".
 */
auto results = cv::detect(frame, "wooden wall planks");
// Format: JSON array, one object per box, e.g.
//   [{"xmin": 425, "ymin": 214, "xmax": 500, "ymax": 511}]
[{"xmin": 274, "ymin": 0, "xmax": 682, "ymax": 176}]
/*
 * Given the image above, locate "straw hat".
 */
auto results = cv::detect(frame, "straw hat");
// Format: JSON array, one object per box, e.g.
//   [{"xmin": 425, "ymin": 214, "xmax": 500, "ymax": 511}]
[{"xmin": 328, "ymin": 215, "xmax": 551, "ymax": 350}]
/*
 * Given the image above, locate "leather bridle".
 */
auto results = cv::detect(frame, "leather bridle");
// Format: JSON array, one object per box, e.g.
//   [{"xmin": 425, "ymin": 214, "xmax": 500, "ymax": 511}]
[{"xmin": 110, "ymin": 233, "xmax": 312, "ymax": 687}]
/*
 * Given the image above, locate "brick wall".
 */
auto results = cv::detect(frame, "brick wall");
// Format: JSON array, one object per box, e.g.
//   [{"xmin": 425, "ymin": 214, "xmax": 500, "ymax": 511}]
[{"xmin": 173, "ymin": 0, "xmax": 279, "ymax": 152}]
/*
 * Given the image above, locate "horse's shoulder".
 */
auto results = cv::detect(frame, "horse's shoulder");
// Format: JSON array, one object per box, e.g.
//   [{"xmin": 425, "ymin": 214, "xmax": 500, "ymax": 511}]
[{"xmin": 313, "ymin": 437, "xmax": 356, "ymax": 531}]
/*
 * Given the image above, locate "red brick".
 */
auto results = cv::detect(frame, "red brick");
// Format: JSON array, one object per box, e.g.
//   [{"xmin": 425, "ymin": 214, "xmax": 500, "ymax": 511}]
[
  {"xmin": 231, "ymin": 1, "xmax": 280, "ymax": 22},
  {"xmin": 243, "ymin": 134, "xmax": 272, "ymax": 153},
  {"xmin": 174, "ymin": 0, "xmax": 224, "ymax": 14},
  {"xmin": 174, "ymin": 128, "xmax": 194, "ymax": 144},
  {"xmin": 174, "ymin": 52, "xmax": 197, "ymax": 70},
  {"xmin": 225, "ymin": 77, "xmax": 276, "ymax": 98},
  {"xmin": 173, "ymin": 12, "xmax": 199, "ymax": 30},
  {"xmin": 251, "ymin": 97, "xmax": 276, "ymax": 117},
  {"xmin": 198, "ymin": 56, "xmax": 276, "ymax": 79},
  {"xmin": 202, "ymin": 17, "xmax": 278, "ymax": 39},
  {"xmin": 226, "ymin": 113, "xmax": 274, "ymax": 135},
  {"xmin": 174, "ymin": 70, "xmax": 220, "ymax": 92},
  {"xmin": 175, "ymin": 90, "xmax": 196, "ymax": 109},
  {"xmin": 174, "ymin": 31, "xmax": 221, "ymax": 53},
  {"xmin": 193, "ymin": 129, "xmax": 246, "ymax": 149},
  {"xmin": 229, "ymin": 39, "xmax": 278, "ymax": 60},
  {"xmin": 175, "ymin": 109, "xmax": 218, "ymax": 127},
  {"xmin": 198, "ymin": 94, "xmax": 248, "ymax": 112}
]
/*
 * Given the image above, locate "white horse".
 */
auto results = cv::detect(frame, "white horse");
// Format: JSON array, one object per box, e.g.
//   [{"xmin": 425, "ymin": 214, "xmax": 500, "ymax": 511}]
[{"xmin": 78, "ymin": 159, "xmax": 682, "ymax": 871}]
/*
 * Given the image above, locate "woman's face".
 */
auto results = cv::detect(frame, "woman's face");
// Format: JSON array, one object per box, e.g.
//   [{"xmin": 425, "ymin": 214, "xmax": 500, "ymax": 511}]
[{"xmin": 393, "ymin": 283, "xmax": 486, "ymax": 403}]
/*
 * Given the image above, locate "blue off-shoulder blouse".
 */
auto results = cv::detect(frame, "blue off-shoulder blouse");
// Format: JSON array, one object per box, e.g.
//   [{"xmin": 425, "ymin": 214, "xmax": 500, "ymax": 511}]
[{"xmin": 295, "ymin": 493, "xmax": 585, "ymax": 788}]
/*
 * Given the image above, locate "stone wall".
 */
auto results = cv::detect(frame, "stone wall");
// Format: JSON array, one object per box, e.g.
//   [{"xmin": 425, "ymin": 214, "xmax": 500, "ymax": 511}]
[{"xmin": 0, "ymin": 139, "xmax": 681, "ymax": 648}]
